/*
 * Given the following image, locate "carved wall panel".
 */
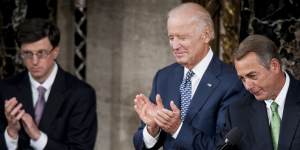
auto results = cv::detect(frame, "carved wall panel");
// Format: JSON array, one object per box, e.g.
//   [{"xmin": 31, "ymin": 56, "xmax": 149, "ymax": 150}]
[{"xmin": 240, "ymin": 0, "xmax": 300, "ymax": 78}]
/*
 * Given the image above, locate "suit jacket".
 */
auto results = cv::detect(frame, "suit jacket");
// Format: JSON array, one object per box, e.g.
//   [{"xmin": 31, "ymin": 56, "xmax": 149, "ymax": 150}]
[
  {"xmin": 0, "ymin": 66, "xmax": 97, "ymax": 150},
  {"xmin": 225, "ymin": 74, "xmax": 300, "ymax": 150},
  {"xmin": 133, "ymin": 55, "xmax": 245, "ymax": 150}
]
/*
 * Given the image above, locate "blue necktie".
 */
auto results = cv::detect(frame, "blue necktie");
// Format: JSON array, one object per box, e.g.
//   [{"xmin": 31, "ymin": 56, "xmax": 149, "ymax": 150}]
[{"xmin": 180, "ymin": 70, "xmax": 195, "ymax": 121}]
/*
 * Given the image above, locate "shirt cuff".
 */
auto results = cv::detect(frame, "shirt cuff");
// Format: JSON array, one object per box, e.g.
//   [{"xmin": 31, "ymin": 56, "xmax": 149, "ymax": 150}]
[
  {"xmin": 30, "ymin": 131, "xmax": 48, "ymax": 150},
  {"xmin": 143, "ymin": 126, "xmax": 160, "ymax": 148},
  {"xmin": 4, "ymin": 128, "xmax": 18, "ymax": 150},
  {"xmin": 172, "ymin": 122, "xmax": 183, "ymax": 139}
]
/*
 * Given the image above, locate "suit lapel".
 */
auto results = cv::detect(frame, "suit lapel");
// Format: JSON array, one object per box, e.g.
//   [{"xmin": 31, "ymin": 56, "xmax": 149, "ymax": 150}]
[
  {"xmin": 14, "ymin": 72, "xmax": 34, "ymax": 147},
  {"xmin": 249, "ymin": 100, "xmax": 274, "ymax": 150},
  {"xmin": 166, "ymin": 65, "xmax": 183, "ymax": 110},
  {"xmin": 39, "ymin": 67, "xmax": 67, "ymax": 130},
  {"xmin": 278, "ymin": 77, "xmax": 300, "ymax": 150},
  {"xmin": 17, "ymin": 73, "xmax": 35, "ymax": 118},
  {"xmin": 185, "ymin": 56, "xmax": 220, "ymax": 123}
]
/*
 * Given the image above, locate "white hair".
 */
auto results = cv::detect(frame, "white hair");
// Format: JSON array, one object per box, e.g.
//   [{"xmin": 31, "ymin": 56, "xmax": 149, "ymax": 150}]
[{"xmin": 167, "ymin": 2, "xmax": 215, "ymax": 41}]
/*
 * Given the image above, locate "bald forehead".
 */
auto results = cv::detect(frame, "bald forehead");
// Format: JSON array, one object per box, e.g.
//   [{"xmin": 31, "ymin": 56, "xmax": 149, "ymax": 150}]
[{"xmin": 168, "ymin": 2, "xmax": 209, "ymax": 18}]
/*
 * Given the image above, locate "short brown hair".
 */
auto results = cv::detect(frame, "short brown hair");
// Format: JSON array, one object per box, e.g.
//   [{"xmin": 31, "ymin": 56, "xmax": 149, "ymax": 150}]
[
  {"xmin": 16, "ymin": 18, "xmax": 60, "ymax": 48},
  {"xmin": 234, "ymin": 34, "xmax": 280, "ymax": 68}
]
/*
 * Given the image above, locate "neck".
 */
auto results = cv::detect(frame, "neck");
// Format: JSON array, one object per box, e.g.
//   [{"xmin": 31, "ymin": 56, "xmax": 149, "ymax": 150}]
[
  {"xmin": 33, "ymin": 64, "xmax": 55, "ymax": 84},
  {"xmin": 271, "ymin": 71, "xmax": 286, "ymax": 100},
  {"xmin": 185, "ymin": 45, "xmax": 209, "ymax": 70}
]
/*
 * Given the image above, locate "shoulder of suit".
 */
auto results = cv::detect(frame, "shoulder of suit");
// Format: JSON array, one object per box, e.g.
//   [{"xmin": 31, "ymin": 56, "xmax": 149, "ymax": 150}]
[
  {"xmin": 159, "ymin": 63, "xmax": 181, "ymax": 70},
  {"xmin": 199, "ymin": 55, "xmax": 237, "ymax": 77},
  {"xmin": 230, "ymin": 91, "xmax": 254, "ymax": 108},
  {"xmin": 0, "ymin": 70, "xmax": 28, "ymax": 85},
  {"xmin": 218, "ymin": 61, "xmax": 237, "ymax": 74},
  {"xmin": 59, "ymin": 69, "xmax": 95, "ymax": 91},
  {"xmin": 155, "ymin": 63, "xmax": 182, "ymax": 74},
  {"xmin": 207, "ymin": 60, "xmax": 239, "ymax": 83}
]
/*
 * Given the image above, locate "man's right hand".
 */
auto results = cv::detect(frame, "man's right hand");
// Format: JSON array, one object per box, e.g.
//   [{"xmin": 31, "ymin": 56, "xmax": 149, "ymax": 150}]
[
  {"xmin": 4, "ymin": 97, "xmax": 25, "ymax": 139},
  {"xmin": 134, "ymin": 94, "xmax": 159, "ymax": 136}
]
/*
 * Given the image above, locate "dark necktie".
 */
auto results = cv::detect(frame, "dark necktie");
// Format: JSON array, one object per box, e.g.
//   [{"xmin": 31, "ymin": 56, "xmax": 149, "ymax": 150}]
[
  {"xmin": 179, "ymin": 70, "xmax": 195, "ymax": 121},
  {"xmin": 35, "ymin": 86, "xmax": 46, "ymax": 125}
]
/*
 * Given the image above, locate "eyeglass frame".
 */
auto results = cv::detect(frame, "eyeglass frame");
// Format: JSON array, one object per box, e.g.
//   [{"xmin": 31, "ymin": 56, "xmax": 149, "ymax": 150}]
[{"xmin": 19, "ymin": 47, "xmax": 55, "ymax": 60}]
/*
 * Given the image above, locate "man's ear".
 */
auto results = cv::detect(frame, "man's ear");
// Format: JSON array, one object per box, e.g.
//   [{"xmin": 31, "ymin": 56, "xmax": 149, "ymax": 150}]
[
  {"xmin": 270, "ymin": 58, "xmax": 281, "ymax": 72},
  {"xmin": 53, "ymin": 47, "xmax": 60, "ymax": 59},
  {"xmin": 200, "ymin": 27, "xmax": 211, "ymax": 43}
]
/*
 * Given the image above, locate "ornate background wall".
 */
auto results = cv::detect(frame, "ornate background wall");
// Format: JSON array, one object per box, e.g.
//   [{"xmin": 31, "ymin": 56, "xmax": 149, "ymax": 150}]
[
  {"xmin": 1, "ymin": 0, "xmax": 300, "ymax": 78},
  {"xmin": 240, "ymin": 0, "xmax": 300, "ymax": 78},
  {"xmin": 183, "ymin": 0, "xmax": 300, "ymax": 80}
]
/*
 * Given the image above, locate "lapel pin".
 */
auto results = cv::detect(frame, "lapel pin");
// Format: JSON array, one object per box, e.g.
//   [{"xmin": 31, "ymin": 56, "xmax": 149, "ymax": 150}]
[{"xmin": 207, "ymin": 83, "xmax": 212, "ymax": 87}]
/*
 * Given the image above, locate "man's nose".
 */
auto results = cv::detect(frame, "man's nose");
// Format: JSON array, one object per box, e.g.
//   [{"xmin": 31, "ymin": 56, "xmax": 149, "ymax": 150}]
[
  {"xmin": 171, "ymin": 38, "xmax": 181, "ymax": 50},
  {"xmin": 31, "ymin": 54, "xmax": 40, "ymax": 65},
  {"xmin": 244, "ymin": 79, "xmax": 254, "ymax": 91}
]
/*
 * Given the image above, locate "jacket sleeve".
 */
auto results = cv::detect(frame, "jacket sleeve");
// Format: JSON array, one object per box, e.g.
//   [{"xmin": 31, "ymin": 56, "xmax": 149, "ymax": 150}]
[{"xmin": 0, "ymin": 87, "xmax": 8, "ymax": 150}]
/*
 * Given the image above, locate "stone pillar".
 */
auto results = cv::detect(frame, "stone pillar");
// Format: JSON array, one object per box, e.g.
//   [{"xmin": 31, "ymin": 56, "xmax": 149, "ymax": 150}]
[
  {"xmin": 57, "ymin": 1, "xmax": 74, "ymax": 72},
  {"xmin": 87, "ymin": 0, "xmax": 179, "ymax": 149}
]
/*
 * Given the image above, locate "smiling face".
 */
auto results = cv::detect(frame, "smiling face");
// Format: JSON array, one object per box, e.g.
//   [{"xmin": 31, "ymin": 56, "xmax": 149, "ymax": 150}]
[
  {"xmin": 166, "ymin": 3, "xmax": 213, "ymax": 70},
  {"xmin": 21, "ymin": 37, "xmax": 59, "ymax": 83},
  {"xmin": 167, "ymin": 15, "xmax": 210, "ymax": 69},
  {"xmin": 234, "ymin": 52, "xmax": 282, "ymax": 100}
]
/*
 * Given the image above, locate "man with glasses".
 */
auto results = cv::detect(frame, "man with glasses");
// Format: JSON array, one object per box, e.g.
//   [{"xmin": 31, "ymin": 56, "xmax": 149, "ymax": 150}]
[{"xmin": 0, "ymin": 18, "xmax": 97, "ymax": 149}]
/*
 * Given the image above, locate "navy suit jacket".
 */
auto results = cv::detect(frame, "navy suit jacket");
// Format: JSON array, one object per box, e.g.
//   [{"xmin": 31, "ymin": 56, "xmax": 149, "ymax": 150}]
[
  {"xmin": 133, "ymin": 55, "xmax": 245, "ymax": 150},
  {"xmin": 0, "ymin": 66, "xmax": 97, "ymax": 150},
  {"xmin": 225, "ymin": 74, "xmax": 300, "ymax": 150}
]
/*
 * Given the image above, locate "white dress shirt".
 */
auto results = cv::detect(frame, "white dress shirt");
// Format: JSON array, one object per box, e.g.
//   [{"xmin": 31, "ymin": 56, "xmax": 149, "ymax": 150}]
[
  {"xmin": 5, "ymin": 63, "xmax": 58, "ymax": 150},
  {"xmin": 265, "ymin": 72, "xmax": 290, "ymax": 123},
  {"xmin": 143, "ymin": 49, "xmax": 214, "ymax": 148}
]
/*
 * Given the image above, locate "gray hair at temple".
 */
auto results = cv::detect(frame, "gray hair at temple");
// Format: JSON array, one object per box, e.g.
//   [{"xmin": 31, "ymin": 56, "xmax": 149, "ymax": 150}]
[
  {"xmin": 234, "ymin": 34, "xmax": 281, "ymax": 69},
  {"xmin": 167, "ymin": 2, "xmax": 215, "ymax": 41}
]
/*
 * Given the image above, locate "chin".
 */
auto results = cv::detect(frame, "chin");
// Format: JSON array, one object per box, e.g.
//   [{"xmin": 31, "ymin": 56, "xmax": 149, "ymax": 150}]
[
  {"xmin": 254, "ymin": 95, "xmax": 267, "ymax": 101},
  {"xmin": 175, "ymin": 58, "xmax": 187, "ymax": 65},
  {"xmin": 31, "ymin": 72, "xmax": 43, "ymax": 79}
]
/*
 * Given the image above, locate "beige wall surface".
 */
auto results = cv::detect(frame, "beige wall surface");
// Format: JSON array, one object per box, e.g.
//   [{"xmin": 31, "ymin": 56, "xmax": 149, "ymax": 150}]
[{"xmin": 57, "ymin": 0, "xmax": 180, "ymax": 149}]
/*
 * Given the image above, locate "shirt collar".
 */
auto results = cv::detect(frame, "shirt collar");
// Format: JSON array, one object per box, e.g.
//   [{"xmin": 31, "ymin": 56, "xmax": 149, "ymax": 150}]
[
  {"xmin": 265, "ymin": 72, "xmax": 290, "ymax": 108},
  {"xmin": 183, "ymin": 48, "xmax": 213, "ymax": 78},
  {"xmin": 29, "ymin": 63, "xmax": 58, "ymax": 91}
]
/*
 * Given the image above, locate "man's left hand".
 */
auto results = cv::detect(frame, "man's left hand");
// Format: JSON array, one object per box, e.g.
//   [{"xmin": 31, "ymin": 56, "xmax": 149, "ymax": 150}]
[
  {"xmin": 154, "ymin": 98, "xmax": 181, "ymax": 135},
  {"xmin": 21, "ymin": 113, "xmax": 41, "ymax": 141}
]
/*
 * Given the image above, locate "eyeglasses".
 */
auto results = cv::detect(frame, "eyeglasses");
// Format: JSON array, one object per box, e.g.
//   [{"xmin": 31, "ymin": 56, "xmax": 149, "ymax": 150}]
[{"xmin": 20, "ymin": 48, "xmax": 55, "ymax": 60}]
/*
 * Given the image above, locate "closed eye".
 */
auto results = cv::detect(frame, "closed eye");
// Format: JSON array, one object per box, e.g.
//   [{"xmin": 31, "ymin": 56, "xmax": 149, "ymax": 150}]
[{"xmin": 246, "ymin": 72, "xmax": 258, "ymax": 80}]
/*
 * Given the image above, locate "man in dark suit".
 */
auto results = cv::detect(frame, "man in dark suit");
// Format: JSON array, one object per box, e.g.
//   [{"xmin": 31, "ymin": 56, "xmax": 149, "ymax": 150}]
[
  {"xmin": 0, "ymin": 18, "xmax": 97, "ymax": 149},
  {"xmin": 133, "ymin": 2, "xmax": 245, "ymax": 150},
  {"xmin": 224, "ymin": 34, "xmax": 300, "ymax": 150}
]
